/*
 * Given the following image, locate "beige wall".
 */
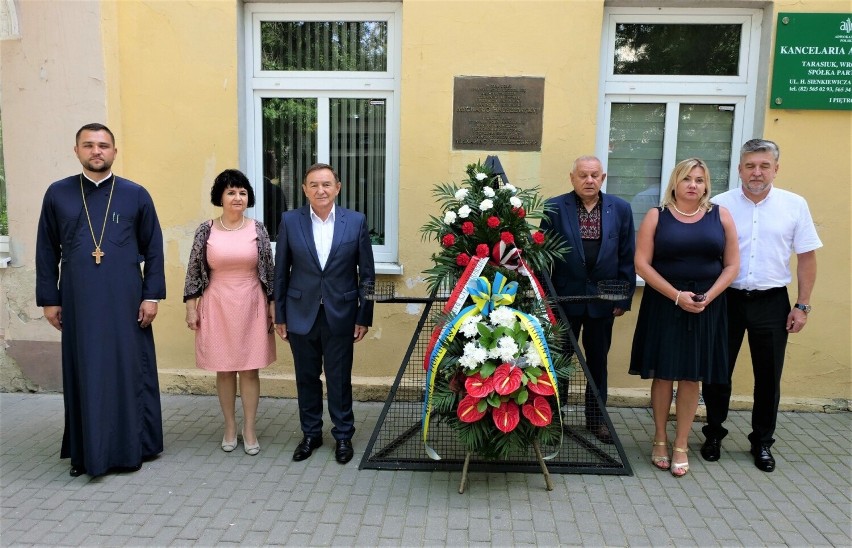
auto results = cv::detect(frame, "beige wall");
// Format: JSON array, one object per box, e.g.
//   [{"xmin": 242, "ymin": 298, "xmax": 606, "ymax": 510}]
[{"xmin": 0, "ymin": 0, "xmax": 849, "ymax": 407}]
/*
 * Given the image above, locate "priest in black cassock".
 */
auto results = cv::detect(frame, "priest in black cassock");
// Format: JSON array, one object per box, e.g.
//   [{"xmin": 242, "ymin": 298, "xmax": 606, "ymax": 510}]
[{"xmin": 36, "ymin": 123, "xmax": 166, "ymax": 478}]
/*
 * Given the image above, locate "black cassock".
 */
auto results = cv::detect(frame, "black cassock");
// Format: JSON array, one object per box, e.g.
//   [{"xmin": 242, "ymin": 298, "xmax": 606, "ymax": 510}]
[{"xmin": 36, "ymin": 174, "xmax": 166, "ymax": 476}]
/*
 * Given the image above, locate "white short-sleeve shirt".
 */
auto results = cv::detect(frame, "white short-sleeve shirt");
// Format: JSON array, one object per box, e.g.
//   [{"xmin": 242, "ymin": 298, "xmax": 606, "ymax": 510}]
[{"xmin": 712, "ymin": 185, "xmax": 822, "ymax": 291}]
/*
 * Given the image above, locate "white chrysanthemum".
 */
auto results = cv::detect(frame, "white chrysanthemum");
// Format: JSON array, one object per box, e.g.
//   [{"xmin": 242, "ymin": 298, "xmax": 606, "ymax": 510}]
[
  {"xmin": 482, "ymin": 186, "xmax": 495, "ymax": 198},
  {"xmin": 475, "ymin": 172, "xmax": 488, "ymax": 181},
  {"xmin": 455, "ymin": 188, "xmax": 469, "ymax": 200},
  {"xmin": 503, "ymin": 184, "xmax": 517, "ymax": 193},
  {"xmin": 497, "ymin": 336, "xmax": 519, "ymax": 362},
  {"xmin": 444, "ymin": 210, "xmax": 457, "ymax": 224},
  {"xmin": 458, "ymin": 205, "xmax": 472, "ymax": 218},
  {"xmin": 525, "ymin": 344, "xmax": 542, "ymax": 367},
  {"xmin": 479, "ymin": 199, "xmax": 494, "ymax": 211},
  {"xmin": 489, "ymin": 306, "xmax": 516, "ymax": 328},
  {"xmin": 509, "ymin": 196, "xmax": 523, "ymax": 208},
  {"xmin": 460, "ymin": 314, "xmax": 483, "ymax": 338},
  {"xmin": 459, "ymin": 341, "xmax": 488, "ymax": 369}
]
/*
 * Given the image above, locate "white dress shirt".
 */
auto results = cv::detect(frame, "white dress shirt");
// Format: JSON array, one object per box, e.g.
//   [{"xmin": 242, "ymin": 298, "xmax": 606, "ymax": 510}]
[
  {"xmin": 712, "ymin": 185, "xmax": 822, "ymax": 290},
  {"xmin": 310, "ymin": 204, "xmax": 336, "ymax": 270}
]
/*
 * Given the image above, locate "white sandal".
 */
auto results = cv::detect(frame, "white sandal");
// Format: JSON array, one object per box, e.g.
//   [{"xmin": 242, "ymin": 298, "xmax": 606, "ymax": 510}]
[
  {"xmin": 651, "ymin": 440, "xmax": 670, "ymax": 470},
  {"xmin": 671, "ymin": 446, "xmax": 689, "ymax": 477}
]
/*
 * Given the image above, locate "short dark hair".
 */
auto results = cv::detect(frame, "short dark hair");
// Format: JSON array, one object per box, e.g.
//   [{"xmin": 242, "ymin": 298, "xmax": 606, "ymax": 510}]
[
  {"xmin": 740, "ymin": 139, "xmax": 780, "ymax": 162},
  {"xmin": 302, "ymin": 163, "xmax": 340, "ymax": 185},
  {"xmin": 76, "ymin": 123, "xmax": 115, "ymax": 145},
  {"xmin": 210, "ymin": 169, "xmax": 255, "ymax": 207}
]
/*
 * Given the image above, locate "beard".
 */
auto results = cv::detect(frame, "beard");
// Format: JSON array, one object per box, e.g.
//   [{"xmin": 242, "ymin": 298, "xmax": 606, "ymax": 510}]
[
  {"xmin": 82, "ymin": 158, "xmax": 113, "ymax": 173},
  {"xmin": 743, "ymin": 180, "xmax": 770, "ymax": 195}
]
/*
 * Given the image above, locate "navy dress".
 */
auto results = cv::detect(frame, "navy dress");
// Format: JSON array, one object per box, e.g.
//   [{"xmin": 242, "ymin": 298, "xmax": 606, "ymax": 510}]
[
  {"xmin": 36, "ymin": 174, "xmax": 166, "ymax": 476},
  {"xmin": 629, "ymin": 207, "xmax": 729, "ymax": 383}
]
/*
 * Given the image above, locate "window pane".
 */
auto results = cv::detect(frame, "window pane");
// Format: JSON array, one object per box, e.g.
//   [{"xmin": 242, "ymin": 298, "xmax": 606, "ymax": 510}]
[
  {"xmin": 261, "ymin": 21, "xmax": 387, "ymax": 71},
  {"xmin": 614, "ymin": 23, "xmax": 741, "ymax": 76},
  {"xmin": 676, "ymin": 104, "xmax": 735, "ymax": 195},
  {"xmin": 330, "ymin": 98, "xmax": 387, "ymax": 245},
  {"xmin": 262, "ymin": 98, "xmax": 318, "ymax": 238},
  {"xmin": 606, "ymin": 103, "xmax": 665, "ymax": 230}
]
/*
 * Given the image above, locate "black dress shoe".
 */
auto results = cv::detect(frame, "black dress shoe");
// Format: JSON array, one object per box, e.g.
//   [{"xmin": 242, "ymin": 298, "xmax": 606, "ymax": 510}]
[
  {"xmin": 586, "ymin": 423, "xmax": 614, "ymax": 445},
  {"xmin": 335, "ymin": 439, "xmax": 354, "ymax": 464},
  {"xmin": 69, "ymin": 465, "xmax": 86, "ymax": 477},
  {"xmin": 751, "ymin": 444, "xmax": 775, "ymax": 472},
  {"xmin": 700, "ymin": 436, "xmax": 722, "ymax": 462},
  {"xmin": 292, "ymin": 436, "xmax": 322, "ymax": 461}
]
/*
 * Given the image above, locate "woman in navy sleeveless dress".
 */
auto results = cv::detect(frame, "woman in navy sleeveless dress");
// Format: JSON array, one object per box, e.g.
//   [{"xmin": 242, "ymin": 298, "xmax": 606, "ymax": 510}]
[{"xmin": 629, "ymin": 158, "xmax": 739, "ymax": 477}]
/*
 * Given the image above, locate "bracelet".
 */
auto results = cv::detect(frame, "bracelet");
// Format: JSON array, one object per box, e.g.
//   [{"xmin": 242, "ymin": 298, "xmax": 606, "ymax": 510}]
[{"xmin": 675, "ymin": 291, "xmax": 682, "ymax": 307}]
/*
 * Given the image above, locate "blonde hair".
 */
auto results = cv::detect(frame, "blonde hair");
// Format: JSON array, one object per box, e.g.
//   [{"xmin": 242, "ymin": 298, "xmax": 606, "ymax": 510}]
[{"xmin": 660, "ymin": 158, "xmax": 713, "ymax": 211}]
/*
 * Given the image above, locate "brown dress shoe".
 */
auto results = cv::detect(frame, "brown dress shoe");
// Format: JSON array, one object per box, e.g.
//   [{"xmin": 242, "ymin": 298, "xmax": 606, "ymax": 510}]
[{"xmin": 587, "ymin": 423, "xmax": 615, "ymax": 444}]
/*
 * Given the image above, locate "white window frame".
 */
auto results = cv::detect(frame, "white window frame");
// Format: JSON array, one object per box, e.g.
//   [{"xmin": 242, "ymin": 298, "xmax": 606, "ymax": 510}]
[
  {"xmin": 596, "ymin": 7, "xmax": 764, "ymax": 195},
  {"xmin": 243, "ymin": 2, "xmax": 402, "ymax": 273}
]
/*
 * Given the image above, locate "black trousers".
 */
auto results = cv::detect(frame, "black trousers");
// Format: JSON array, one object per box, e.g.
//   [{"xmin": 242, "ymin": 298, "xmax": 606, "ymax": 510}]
[
  {"xmin": 567, "ymin": 313, "xmax": 615, "ymax": 426},
  {"xmin": 289, "ymin": 307, "xmax": 355, "ymax": 441},
  {"xmin": 702, "ymin": 287, "xmax": 790, "ymax": 447}
]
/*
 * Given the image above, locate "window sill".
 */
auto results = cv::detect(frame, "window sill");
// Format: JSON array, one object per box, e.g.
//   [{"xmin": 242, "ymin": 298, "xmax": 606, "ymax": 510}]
[{"xmin": 376, "ymin": 263, "xmax": 403, "ymax": 275}]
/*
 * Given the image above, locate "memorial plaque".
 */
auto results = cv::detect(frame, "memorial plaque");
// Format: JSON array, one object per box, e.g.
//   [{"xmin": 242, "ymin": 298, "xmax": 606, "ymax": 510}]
[
  {"xmin": 770, "ymin": 12, "xmax": 852, "ymax": 110},
  {"xmin": 453, "ymin": 76, "xmax": 544, "ymax": 151}
]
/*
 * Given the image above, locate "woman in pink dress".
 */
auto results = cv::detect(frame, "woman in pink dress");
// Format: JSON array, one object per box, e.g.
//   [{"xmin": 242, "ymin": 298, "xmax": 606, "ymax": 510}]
[{"xmin": 184, "ymin": 170, "xmax": 276, "ymax": 455}]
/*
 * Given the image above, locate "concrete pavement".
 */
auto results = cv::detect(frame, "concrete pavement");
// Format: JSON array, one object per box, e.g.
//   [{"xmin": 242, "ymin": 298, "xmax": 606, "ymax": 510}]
[{"xmin": 1, "ymin": 393, "xmax": 850, "ymax": 546}]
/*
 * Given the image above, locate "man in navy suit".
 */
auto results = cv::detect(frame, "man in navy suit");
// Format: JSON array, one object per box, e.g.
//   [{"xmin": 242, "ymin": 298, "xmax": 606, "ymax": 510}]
[
  {"xmin": 541, "ymin": 156, "xmax": 636, "ymax": 444},
  {"xmin": 274, "ymin": 163, "xmax": 375, "ymax": 464}
]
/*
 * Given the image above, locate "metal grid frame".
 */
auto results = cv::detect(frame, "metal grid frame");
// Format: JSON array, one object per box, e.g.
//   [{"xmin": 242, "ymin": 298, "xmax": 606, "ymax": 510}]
[{"xmin": 358, "ymin": 274, "xmax": 633, "ymax": 475}]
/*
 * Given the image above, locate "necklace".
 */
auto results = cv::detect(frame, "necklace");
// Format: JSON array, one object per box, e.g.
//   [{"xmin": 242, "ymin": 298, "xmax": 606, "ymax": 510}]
[
  {"xmin": 671, "ymin": 203, "xmax": 702, "ymax": 217},
  {"xmin": 79, "ymin": 175, "xmax": 115, "ymax": 265},
  {"xmin": 219, "ymin": 215, "xmax": 246, "ymax": 231}
]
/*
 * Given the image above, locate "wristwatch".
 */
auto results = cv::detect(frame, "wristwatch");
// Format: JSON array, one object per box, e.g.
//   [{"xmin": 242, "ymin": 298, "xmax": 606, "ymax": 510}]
[{"xmin": 794, "ymin": 303, "xmax": 812, "ymax": 314}]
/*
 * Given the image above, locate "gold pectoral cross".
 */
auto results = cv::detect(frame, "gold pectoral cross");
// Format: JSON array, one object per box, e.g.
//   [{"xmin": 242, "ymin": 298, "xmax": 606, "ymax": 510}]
[{"xmin": 92, "ymin": 246, "xmax": 104, "ymax": 265}]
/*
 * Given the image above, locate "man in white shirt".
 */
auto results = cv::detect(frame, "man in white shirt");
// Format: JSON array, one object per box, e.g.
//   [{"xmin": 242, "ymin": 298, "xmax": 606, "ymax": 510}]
[{"xmin": 702, "ymin": 139, "xmax": 822, "ymax": 472}]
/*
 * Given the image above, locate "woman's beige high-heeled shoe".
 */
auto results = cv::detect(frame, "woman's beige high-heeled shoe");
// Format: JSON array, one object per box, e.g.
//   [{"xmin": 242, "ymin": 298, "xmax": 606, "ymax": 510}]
[
  {"xmin": 671, "ymin": 446, "xmax": 689, "ymax": 477},
  {"xmin": 651, "ymin": 440, "xmax": 670, "ymax": 470}
]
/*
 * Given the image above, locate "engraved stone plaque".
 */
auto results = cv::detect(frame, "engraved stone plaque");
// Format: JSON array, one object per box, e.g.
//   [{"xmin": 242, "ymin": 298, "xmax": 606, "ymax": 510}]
[{"xmin": 452, "ymin": 76, "xmax": 545, "ymax": 151}]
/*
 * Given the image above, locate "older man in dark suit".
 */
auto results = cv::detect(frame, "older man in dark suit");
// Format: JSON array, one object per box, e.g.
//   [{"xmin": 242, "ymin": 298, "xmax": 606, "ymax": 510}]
[
  {"xmin": 274, "ymin": 163, "xmax": 375, "ymax": 464},
  {"xmin": 541, "ymin": 156, "xmax": 636, "ymax": 444}
]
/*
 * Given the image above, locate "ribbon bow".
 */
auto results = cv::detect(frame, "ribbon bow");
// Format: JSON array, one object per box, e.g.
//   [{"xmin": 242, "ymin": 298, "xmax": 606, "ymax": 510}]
[{"xmin": 468, "ymin": 272, "xmax": 517, "ymax": 316}]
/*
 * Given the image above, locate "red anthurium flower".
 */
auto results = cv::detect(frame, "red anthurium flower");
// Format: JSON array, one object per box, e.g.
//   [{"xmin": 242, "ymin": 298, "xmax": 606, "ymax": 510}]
[
  {"xmin": 513, "ymin": 206, "xmax": 526, "ymax": 218},
  {"xmin": 464, "ymin": 373, "xmax": 494, "ymax": 398},
  {"xmin": 457, "ymin": 394, "xmax": 487, "ymax": 423},
  {"xmin": 532, "ymin": 231, "xmax": 546, "ymax": 245},
  {"xmin": 500, "ymin": 231, "xmax": 514, "ymax": 244},
  {"xmin": 461, "ymin": 221, "xmax": 475, "ymax": 235},
  {"xmin": 476, "ymin": 244, "xmax": 490, "ymax": 257},
  {"xmin": 487, "ymin": 216, "xmax": 500, "ymax": 228},
  {"xmin": 493, "ymin": 400, "xmax": 520, "ymax": 433},
  {"xmin": 492, "ymin": 363, "xmax": 523, "ymax": 395},
  {"xmin": 442, "ymin": 233, "xmax": 456, "ymax": 247},
  {"xmin": 456, "ymin": 253, "xmax": 471, "ymax": 266},
  {"xmin": 526, "ymin": 375, "xmax": 556, "ymax": 396},
  {"xmin": 522, "ymin": 396, "xmax": 553, "ymax": 427}
]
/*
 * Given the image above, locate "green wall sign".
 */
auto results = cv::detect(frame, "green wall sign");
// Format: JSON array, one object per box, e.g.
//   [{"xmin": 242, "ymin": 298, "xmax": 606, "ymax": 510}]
[{"xmin": 770, "ymin": 12, "xmax": 852, "ymax": 110}]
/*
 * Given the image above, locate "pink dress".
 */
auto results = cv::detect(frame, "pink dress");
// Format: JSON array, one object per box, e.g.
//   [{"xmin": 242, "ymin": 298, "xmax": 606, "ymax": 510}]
[{"xmin": 195, "ymin": 220, "xmax": 275, "ymax": 371}]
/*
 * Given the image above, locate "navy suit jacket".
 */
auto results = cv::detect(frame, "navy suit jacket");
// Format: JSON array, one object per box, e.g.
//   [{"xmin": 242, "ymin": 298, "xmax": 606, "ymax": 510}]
[
  {"xmin": 541, "ymin": 191, "xmax": 636, "ymax": 318},
  {"xmin": 274, "ymin": 205, "xmax": 375, "ymax": 336}
]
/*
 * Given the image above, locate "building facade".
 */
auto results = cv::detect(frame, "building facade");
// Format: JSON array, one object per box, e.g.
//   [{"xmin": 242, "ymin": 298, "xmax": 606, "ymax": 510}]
[{"xmin": 1, "ymin": 0, "xmax": 849, "ymax": 408}]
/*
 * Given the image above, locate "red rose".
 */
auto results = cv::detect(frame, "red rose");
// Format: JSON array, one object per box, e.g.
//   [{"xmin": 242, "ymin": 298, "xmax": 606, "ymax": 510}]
[
  {"xmin": 522, "ymin": 396, "xmax": 553, "ymax": 427},
  {"xmin": 457, "ymin": 395, "xmax": 487, "ymax": 423},
  {"xmin": 486, "ymin": 216, "xmax": 500, "ymax": 229},
  {"xmin": 500, "ymin": 231, "xmax": 515, "ymax": 244},
  {"xmin": 513, "ymin": 207, "xmax": 526, "ymax": 218},
  {"xmin": 456, "ymin": 253, "xmax": 471, "ymax": 266},
  {"xmin": 442, "ymin": 233, "xmax": 456, "ymax": 247},
  {"xmin": 492, "ymin": 400, "xmax": 520, "ymax": 433},
  {"xmin": 461, "ymin": 221, "xmax": 475, "ymax": 235},
  {"xmin": 532, "ymin": 231, "xmax": 546, "ymax": 245},
  {"xmin": 476, "ymin": 244, "xmax": 490, "ymax": 257}
]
